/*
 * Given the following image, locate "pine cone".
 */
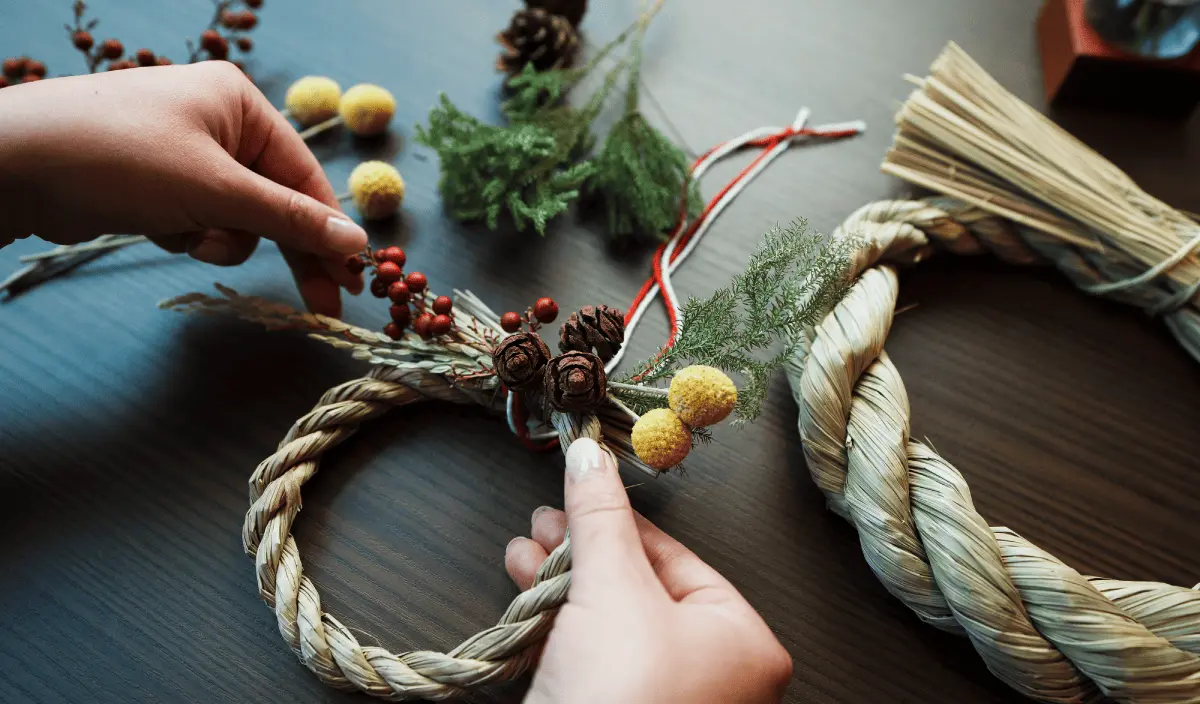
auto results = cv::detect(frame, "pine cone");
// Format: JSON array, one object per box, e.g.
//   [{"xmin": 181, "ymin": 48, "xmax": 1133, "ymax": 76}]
[
  {"xmin": 525, "ymin": 0, "xmax": 587, "ymax": 27},
  {"xmin": 559, "ymin": 305, "xmax": 625, "ymax": 362},
  {"xmin": 493, "ymin": 332, "xmax": 552, "ymax": 390},
  {"xmin": 544, "ymin": 351, "xmax": 607, "ymax": 411},
  {"xmin": 496, "ymin": 8, "xmax": 579, "ymax": 75}
]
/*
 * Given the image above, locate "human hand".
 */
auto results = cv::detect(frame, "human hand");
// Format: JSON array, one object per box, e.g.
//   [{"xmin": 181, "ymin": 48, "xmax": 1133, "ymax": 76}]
[
  {"xmin": 505, "ymin": 438, "xmax": 793, "ymax": 704},
  {"xmin": 0, "ymin": 62, "xmax": 366, "ymax": 316}
]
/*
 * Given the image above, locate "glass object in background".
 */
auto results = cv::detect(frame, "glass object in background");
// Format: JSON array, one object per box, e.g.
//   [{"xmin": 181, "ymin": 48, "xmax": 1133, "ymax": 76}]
[{"xmin": 1085, "ymin": 0, "xmax": 1200, "ymax": 59}]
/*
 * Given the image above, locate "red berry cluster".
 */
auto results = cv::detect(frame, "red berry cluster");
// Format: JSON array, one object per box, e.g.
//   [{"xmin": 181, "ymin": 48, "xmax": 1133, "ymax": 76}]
[
  {"xmin": 0, "ymin": 57, "xmax": 47, "ymax": 88},
  {"xmin": 349, "ymin": 246, "xmax": 456, "ymax": 341},
  {"xmin": 500, "ymin": 297, "xmax": 559, "ymax": 333}
]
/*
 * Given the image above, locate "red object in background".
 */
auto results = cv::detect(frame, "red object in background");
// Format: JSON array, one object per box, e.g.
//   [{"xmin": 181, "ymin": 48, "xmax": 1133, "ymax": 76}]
[{"xmin": 1038, "ymin": 0, "xmax": 1200, "ymax": 117}]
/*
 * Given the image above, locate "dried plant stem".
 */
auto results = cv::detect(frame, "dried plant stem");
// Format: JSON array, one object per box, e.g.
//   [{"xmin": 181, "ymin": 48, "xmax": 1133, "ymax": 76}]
[
  {"xmin": 298, "ymin": 115, "xmax": 343, "ymax": 140},
  {"xmin": 883, "ymin": 42, "xmax": 1200, "ymax": 298},
  {"xmin": 18, "ymin": 235, "xmax": 145, "ymax": 263}
]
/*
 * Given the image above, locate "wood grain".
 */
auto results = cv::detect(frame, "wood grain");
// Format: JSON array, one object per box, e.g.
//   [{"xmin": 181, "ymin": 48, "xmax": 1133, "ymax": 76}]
[{"xmin": 1, "ymin": 1, "xmax": 1198, "ymax": 702}]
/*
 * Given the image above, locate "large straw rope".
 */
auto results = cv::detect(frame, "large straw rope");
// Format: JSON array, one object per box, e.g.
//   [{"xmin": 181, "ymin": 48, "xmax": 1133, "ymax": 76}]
[
  {"xmin": 241, "ymin": 365, "xmax": 590, "ymax": 700},
  {"xmin": 787, "ymin": 197, "xmax": 1200, "ymax": 703}
]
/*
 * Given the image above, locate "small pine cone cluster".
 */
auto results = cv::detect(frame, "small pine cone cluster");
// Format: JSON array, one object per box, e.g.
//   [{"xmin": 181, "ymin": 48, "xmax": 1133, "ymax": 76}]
[
  {"xmin": 525, "ymin": 0, "xmax": 588, "ymax": 28},
  {"xmin": 491, "ymin": 298, "xmax": 614, "ymax": 414},
  {"xmin": 496, "ymin": 7, "xmax": 579, "ymax": 76},
  {"xmin": 0, "ymin": 56, "xmax": 47, "ymax": 88},
  {"xmin": 559, "ymin": 305, "xmax": 624, "ymax": 362},
  {"xmin": 347, "ymin": 246, "xmax": 455, "ymax": 341}
]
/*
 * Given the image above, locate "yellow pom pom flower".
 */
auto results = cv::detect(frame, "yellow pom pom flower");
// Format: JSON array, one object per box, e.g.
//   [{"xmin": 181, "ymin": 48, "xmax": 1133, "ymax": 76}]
[
  {"xmin": 284, "ymin": 76, "xmax": 342, "ymax": 127},
  {"xmin": 339, "ymin": 83, "xmax": 395, "ymax": 137},
  {"xmin": 348, "ymin": 161, "xmax": 405, "ymax": 220},
  {"xmin": 668, "ymin": 365, "xmax": 738, "ymax": 428},
  {"xmin": 631, "ymin": 408, "xmax": 692, "ymax": 471}
]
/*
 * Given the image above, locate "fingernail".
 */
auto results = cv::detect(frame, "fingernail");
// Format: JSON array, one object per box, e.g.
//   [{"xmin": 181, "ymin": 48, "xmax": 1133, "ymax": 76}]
[
  {"xmin": 531, "ymin": 505, "xmax": 552, "ymax": 529},
  {"xmin": 506, "ymin": 536, "xmax": 524, "ymax": 552},
  {"xmin": 324, "ymin": 215, "xmax": 368, "ymax": 253},
  {"xmin": 189, "ymin": 238, "xmax": 231, "ymax": 265},
  {"xmin": 565, "ymin": 438, "xmax": 608, "ymax": 484}
]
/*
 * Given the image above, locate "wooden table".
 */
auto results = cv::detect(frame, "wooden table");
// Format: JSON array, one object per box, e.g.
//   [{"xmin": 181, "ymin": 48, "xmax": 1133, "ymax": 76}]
[{"xmin": 2, "ymin": 1, "xmax": 1198, "ymax": 702}]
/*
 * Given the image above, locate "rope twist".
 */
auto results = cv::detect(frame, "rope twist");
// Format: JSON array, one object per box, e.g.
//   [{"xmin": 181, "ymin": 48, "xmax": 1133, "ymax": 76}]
[{"xmin": 788, "ymin": 198, "xmax": 1200, "ymax": 702}]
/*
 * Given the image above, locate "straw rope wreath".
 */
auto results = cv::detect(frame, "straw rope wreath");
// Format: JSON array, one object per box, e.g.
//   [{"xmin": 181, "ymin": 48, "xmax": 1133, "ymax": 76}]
[
  {"xmin": 241, "ymin": 367, "xmax": 582, "ymax": 699},
  {"xmin": 786, "ymin": 197, "xmax": 1200, "ymax": 703}
]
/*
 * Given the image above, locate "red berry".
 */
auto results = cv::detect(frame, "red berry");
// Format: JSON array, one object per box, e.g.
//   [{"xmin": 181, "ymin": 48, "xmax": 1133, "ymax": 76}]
[
  {"xmin": 106, "ymin": 60, "xmax": 135, "ymax": 71},
  {"xmin": 0, "ymin": 76, "xmax": 9, "ymax": 89},
  {"xmin": 533, "ymin": 297, "xmax": 558, "ymax": 323},
  {"xmin": 236, "ymin": 37, "xmax": 253, "ymax": 52},
  {"xmin": 156, "ymin": 56, "xmax": 172, "ymax": 66},
  {"xmin": 387, "ymin": 281, "xmax": 410, "ymax": 303},
  {"xmin": 246, "ymin": 0, "xmax": 264, "ymax": 8},
  {"xmin": 376, "ymin": 261, "xmax": 402, "ymax": 283},
  {"xmin": 369, "ymin": 277, "xmax": 389, "ymax": 298},
  {"xmin": 101, "ymin": 39, "xmax": 124, "ymax": 59},
  {"xmin": 345, "ymin": 255, "xmax": 365, "ymax": 275},
  {"xmin": 3, "ymin": 57, "xmax": 27, "ymax": 77},
  {"xmin": 405, "ymin": 271, "xmax": 427, "ymax": 293},
  {"xmin": 73, "ymin": 31, "xmax": 94, "ymax": 51},
  {"xmin": 25, "ymin": 60, "xmax": 46, "ymax": 77},
  {"xmin": 207, "ymin": 38, "xmax": 229, "ymax": 60},
  {"xmin": 377, "ymin": 246, "xmax": 406, "ymax": 266},
  {"xmin": 135, "ymin": 49, "xmax": 155, "ymax": 67},
  {"xmin": 430, "ymin": 314, "xmax": 453, "ymax": 336},
  {"xmin": 21, "ymin": 74, "xmax": 41, "ymax": 83},
  {"xmin": 239, "ymin": 11, "xmax": 259, "ymax": 30},
  {"xmin": 384, "ymin": 322, "xmax": 403, "ymax": 340},
  {"xmin": 432, "ymin": 295, "xmax": 453, "ymax": 315},
  {"xmin": 390, "ymin": 305, "xmax": 412, "ymax": 326},
  {"xmin": 500, "ymin": 311, "xmax": 522, "ymax": 333},
  {"xmin": 413, "ymin": 313, "xmax": 434, "ymax": 339}
]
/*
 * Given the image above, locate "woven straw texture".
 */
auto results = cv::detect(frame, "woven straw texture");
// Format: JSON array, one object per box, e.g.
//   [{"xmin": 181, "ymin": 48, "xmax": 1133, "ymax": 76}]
[{"xmin": 786, "ymin": 197, "xmax": 1200, "ymax": 703}]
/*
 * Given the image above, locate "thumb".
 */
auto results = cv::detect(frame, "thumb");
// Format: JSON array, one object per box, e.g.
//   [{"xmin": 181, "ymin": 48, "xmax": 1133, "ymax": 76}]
[
  {"xmin": 203, "ymin": 157, "xmax": 367, "ymax": 258},
  {"xmin": 563, "ymin": 438, "xmax": 658, "ymax": 591}
]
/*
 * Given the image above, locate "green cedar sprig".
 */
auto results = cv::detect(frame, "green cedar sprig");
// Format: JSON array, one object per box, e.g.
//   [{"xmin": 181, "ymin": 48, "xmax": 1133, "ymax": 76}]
[
  {"xmin": 586, "ymin": 7, "xmax": 698, "ymax": 239},
  {"xmin": 619, "ymin": 220, "xmax": 857, "ymax": 424},
  {"xmin": 415, "ymin": 2, "xmax": 688, "ymax": 239}
]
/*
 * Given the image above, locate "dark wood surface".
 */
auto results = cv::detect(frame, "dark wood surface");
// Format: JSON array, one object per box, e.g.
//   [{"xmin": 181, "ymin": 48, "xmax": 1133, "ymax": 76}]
[{"xmin": 2, "ymin": 1, "xmax": 1199, "ymax": 702}]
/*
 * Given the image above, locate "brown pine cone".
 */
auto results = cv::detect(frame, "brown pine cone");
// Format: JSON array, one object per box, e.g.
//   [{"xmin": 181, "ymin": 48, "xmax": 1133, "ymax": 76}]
[
  {"xmin": 525, "ymin": 0, "xmax": 587, "ymax": 27},
  {"xmin": 493, "ymin": 332, "xmax": 553, "ymax": 390},
  {"xmin": 544, "ymin": 351, "xmax": 606, "ymax": 412},
  {"xmin": 559, "ymin": 305, "xmax": 625, "ymax": 362},
  {"xmin": 496, "ymin": 8, "xmax": 578, "ymax": 75}
]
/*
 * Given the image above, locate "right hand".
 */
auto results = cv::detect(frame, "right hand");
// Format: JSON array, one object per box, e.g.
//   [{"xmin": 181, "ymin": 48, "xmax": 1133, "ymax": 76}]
[{"xmin": 505, "ymin": 438, "xmax": 793, "ymax": 704}]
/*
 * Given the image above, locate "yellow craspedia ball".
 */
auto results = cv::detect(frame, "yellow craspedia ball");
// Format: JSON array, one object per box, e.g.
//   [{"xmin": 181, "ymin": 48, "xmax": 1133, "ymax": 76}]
[
  {"xmin": 348, "ymin": 161, "xmax": 405, "ymax": 220},
  {"xmin": 668, "ymin": 365, "xmax": 737, "ymax": 428},
  {"xmin": 284, "ymin": 76, "xmax": 342, "ymax": 127},
  {"xmin": 339, "ymin": 83, "xmax": 395, "ymax": 137},
  {"xmin": 631, "ymin": 408, "xmax": 692, "ymax": 471}
]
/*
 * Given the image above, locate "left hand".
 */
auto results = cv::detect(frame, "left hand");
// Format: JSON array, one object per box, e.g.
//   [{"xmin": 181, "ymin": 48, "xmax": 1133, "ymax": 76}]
[{"xmin": 0, "ymin": 61, "xmax": 366, "ymax": 316}]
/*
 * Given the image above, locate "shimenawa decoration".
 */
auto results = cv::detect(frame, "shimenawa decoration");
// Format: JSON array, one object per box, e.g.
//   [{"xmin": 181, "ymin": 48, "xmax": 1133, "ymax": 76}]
[{"xmin": 791, "ymin": 43, "xmax": 1200, "ymax": 703}]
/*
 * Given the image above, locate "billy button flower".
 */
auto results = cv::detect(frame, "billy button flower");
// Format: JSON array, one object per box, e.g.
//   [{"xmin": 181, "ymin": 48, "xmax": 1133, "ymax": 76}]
[
  {"xmin": 668, "ymin": 365, "xmax": 737, "ymax": 428},
  {"xmin": 631, "ymin": 408, "xmax": 691, "ymax": 471}
]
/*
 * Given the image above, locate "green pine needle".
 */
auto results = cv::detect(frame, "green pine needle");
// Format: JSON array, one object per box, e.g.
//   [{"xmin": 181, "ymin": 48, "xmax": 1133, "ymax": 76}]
[
  {"xmin": 621, "ymin": 220, "xmax": 857, "ymax": 424},
  {"xmin": 588, "ymin": 111, "xmax": 699, "ymax": 239}
]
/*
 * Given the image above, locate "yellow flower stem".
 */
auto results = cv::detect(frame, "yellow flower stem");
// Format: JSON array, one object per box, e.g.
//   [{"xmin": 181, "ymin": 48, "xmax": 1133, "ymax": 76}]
[
  {"xmin": 297, "ymin": 114, "xmax": 343, "ymax": 140},
  {"xmin": 609, "ymin": 381, "xmax": 667, "ymax": 397}
]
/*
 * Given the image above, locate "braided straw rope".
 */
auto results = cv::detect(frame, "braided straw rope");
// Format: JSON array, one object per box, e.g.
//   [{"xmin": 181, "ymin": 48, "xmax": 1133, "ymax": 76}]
[
  {"xmin": 787, "ymin": 198, "xmax": 1200, "ymax": 703},
  {"xmin": 241, "ymin": 365, "xmax": 600, "ymax": 700}
]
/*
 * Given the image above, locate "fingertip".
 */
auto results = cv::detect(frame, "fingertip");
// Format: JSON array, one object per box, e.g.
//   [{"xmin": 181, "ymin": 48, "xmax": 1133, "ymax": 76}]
[
  {"xmin": 505, "ymin": 537, "xmax": 548, "ymax": 592},
  {"xmin": 322, "ymin": 213, "xmax": 368, "ymax": 254},
  {"xmin": 531, "ymin": 506, "xmax": 567, "ymax": 554}
]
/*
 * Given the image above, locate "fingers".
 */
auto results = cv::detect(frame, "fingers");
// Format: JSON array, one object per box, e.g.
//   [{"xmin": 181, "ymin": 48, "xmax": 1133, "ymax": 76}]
[
  {"xmin": 631, "ymin": 512, "xmax": 741, "ymax": 605},
  {"xmin": 147, "ymin": 229, "xmax": 259, "ymax": 265},
  {"xmin": 531, "ymin": 505, "xmax": 567, "ymax": 552},
  {"xmin": 280, "ymin": 245, "xmax": 343, "ymax": 318},
  {"xmin": 505, "ymin": 537, "xmax": 548, "ymax": 592},
  {"xmin": 562, "ymin": 438, "xmax": 658, "ymax": 591}
]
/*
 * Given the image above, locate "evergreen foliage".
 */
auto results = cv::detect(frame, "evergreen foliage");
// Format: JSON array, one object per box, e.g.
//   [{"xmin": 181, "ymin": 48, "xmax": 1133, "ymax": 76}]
[{"xmin": 621, "ymin": 221, "xmax": 857, "ymax": 424}]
